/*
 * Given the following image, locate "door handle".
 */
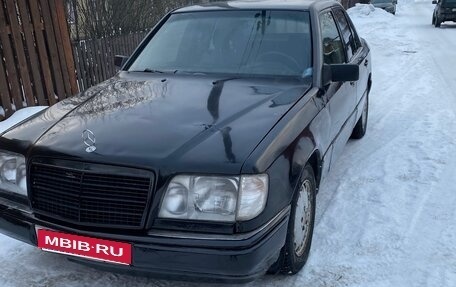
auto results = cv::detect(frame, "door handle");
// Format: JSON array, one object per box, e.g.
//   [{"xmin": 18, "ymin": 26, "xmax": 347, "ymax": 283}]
[
  {"xmin": 364, "ymin": 59, "xmax": 369, "ymax": 67},
  {"xmin": 350, "ymin": 81, "xmax": 355, "ymax": 86}
]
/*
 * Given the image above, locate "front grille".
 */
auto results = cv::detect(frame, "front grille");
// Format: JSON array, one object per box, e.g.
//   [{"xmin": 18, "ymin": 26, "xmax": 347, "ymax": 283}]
[{"xmin": 30, "ymin": 160, "xmax": 153, "ymax": 229}]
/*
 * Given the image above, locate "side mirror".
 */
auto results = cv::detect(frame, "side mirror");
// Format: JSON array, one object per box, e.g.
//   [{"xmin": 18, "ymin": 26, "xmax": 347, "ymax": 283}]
[
  {"xmin": 432, "ymin": 0, "xmax": 437, "ymax": 4},
  {"xmin": 322, "ymin": 64, "xmax": 360, "ymax": 86},
  {"xmin": 114, "ymin": 55, "xmax": 129, "ymax": 69}
]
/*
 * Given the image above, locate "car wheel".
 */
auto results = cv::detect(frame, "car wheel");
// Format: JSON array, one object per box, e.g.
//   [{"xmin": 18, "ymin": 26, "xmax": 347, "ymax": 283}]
[
  {"xmin": 351, "ymin": 94, "xmax": 369, "ymax": 139},
  {"xmin": 268, "ymin": 164, "xmax": 316, "ymax": 275},
  {"xmin": 432, "ymin": 15, "xmax": 436, "ymax": 25},
  {"xmin": 435, "ymin": 17, "xmax": 441, "ymax": 27}
]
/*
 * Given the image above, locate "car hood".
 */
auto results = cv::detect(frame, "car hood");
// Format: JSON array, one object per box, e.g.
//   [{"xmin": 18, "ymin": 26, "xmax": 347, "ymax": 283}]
[{"xmin": 2, "ymin": 72, "xmax": 311, "ymax": 174}]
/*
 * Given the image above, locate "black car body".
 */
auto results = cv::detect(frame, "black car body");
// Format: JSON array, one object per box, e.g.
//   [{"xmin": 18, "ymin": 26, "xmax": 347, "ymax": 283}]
[
  {"xmin": 371, "ymin": 0, "xmax": 398, "ymax": 15},
  {"xmin": 433, "ymin": 0, "xmax": 456, "ymax": 27},
  {"xmin": 0, "ymin": 0, "xmax": 372, "ymax": 283}
]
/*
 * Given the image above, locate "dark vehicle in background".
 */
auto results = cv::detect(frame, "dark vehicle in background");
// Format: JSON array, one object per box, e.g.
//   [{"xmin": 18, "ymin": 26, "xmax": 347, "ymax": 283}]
[
  {"xmin": 0, "ymin": 0, "xmax": 372, "ymax": 283},
  {"xmin": 432, "ymin": 0, "xmax": 456, "ymax": 27},
  {"xmin": 371, "ymin": 0, "xmax": 398, "ymax": 14}
]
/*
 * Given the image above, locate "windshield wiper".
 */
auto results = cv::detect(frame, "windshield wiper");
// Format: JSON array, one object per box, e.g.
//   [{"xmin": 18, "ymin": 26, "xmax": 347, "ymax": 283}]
[
  {"xmin": 130, "ymin": 68, "xmax": 176, "ymax": 74},
  {"xmin": 212, "ymin": 76, "xmax": 244, "ymax": 85}
]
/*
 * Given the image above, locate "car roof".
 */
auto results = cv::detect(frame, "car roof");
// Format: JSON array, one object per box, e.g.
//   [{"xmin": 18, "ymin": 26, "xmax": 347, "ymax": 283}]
[{"xmin": 174, "ymin": 0, "xmax": 339, "ymax": 13}]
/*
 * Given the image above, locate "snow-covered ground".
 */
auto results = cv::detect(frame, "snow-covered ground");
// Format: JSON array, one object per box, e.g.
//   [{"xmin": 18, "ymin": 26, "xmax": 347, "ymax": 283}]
[{"xmin": 1, "ymin": 1, "xmax": 456, "ymax": 286}]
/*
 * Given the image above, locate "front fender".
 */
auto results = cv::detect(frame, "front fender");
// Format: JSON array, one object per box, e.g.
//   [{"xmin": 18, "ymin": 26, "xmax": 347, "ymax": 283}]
[{"xmin": 239, "ymin": 88, "xmax": 329, "ymax": 232}]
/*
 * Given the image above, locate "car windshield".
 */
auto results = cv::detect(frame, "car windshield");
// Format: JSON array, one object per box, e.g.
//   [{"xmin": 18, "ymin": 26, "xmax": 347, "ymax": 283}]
[
  {"xmin": 128, "ymin": 10, "xmax": 312, "ymax": 78},
  {"xmin": 443, "ymin": 0, "xmax": 456, "ymax": 5}
]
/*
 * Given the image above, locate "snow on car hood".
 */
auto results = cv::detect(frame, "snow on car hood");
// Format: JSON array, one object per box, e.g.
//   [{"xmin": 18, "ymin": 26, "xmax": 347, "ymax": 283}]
[{"xmin": 0, "ymin": 107, "xmax": 48, "ymax": 135}]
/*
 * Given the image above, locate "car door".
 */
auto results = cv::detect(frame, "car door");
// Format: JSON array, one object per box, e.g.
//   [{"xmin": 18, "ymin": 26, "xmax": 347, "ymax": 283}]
[
  {"xmin": 351, "ymin": 20, "xmax": 370, "ymax": 108},
  {"xmin": 335, "ymin": 8, "xmax": 370, "ymax": 107},
  {"xmin": 333, "ymin": 7, "xmax": 365, "ymax": 106},
  {"xmin": 319, "ymin": 10, "xmax": 357, "ymax": 166}
]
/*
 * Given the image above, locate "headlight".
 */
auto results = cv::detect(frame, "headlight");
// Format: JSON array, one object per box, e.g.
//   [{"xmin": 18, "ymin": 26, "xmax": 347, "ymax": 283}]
[
  {"xmin": 237, "ymin": 175, "xmax": 269, "ymax": 221},
  {"xmin": 159, "ymin": 174, "xmax": 268, "ymax": 222},
  {"xmin": 0, "ymin": 151, "xmax": 27, "ymax": 196}
]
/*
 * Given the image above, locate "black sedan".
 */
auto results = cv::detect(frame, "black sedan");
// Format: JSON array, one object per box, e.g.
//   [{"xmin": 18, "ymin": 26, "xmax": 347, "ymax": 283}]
[
  {"xmin": 433, "ymin": 0, "xmax": 456, "ymax": 27},
  {"xmin": 0, "ymin": 0, "xmax": 372, "ymax": 283}
]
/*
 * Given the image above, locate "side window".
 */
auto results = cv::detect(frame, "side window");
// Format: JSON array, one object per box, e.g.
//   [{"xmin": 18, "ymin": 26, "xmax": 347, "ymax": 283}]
[
  {"xmin": 347, "ymin": 17, "xmax": 362, "ymax": 51},
  {"xmin": 333, "ymin": 8, "xmax": 358, "ymax": 60},
  {"xmin": 320, "ymin": 11, "xmax": 346, "ymax": 65}
]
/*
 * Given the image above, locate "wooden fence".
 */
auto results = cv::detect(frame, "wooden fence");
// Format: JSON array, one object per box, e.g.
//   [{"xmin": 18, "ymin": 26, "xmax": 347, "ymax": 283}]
[
  {"xmin": 0, "ymin": 0, "xmax": 78, "ymax": 120},
  {"xmin": 72, "ymin": 32, "xmax": 148, "ymax": 92}
]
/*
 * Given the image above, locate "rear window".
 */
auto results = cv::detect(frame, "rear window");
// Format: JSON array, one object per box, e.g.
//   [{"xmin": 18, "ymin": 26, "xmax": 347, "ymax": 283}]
[{"xmin": 128, "ymin": 10, "xmax": 312, "ymax": 78}]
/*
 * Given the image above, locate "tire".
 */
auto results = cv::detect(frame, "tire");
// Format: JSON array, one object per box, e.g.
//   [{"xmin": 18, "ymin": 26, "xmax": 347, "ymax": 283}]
[
  {"xmin": 351, "ymin": 94, "xmax": 369, "ymax": 139},
  {"xmin": 432, "ymin": 15, "xmax": 436, "ymax": 25},
  {"xmin": 435, "ymin": 17, "xmax": 441, "ymax": 27},
  {"xmin": 268, "ymin": 164, "xmax": 316, "ymax": 275}
]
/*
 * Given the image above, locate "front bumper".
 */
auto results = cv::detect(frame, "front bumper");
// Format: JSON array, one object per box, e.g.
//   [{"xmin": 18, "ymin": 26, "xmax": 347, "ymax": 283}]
[
  {"xmin": 438, "ymin": 12, "xmax": 456, "ymax": 21},
  {"xmin": 0, "ymin": 199, "xmax": 290, "ymax": 283}
]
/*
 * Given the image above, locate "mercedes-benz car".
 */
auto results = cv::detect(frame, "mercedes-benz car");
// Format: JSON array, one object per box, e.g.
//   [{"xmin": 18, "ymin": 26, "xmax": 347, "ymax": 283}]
[
  {"xmin": 432, "ymin": 0, "xmax": 456, "ymax": 27},
  {"xmin": 0, "ymin": 0, "xmax": 371, "ymax": 283}
]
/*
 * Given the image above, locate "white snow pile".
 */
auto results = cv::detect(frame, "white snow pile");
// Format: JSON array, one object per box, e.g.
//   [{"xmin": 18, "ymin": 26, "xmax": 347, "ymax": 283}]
[
  {"xmin": 0, "ymin": 107, "xmax": 48, "ymax": 134},
  {"xmin": 348, "ymin": 3, "xmax": 396, "ymax": 18}
]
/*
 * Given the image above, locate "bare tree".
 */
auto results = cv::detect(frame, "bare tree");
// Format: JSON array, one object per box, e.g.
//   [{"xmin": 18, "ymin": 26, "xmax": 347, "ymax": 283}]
[{"xmin": 67, "ymin": 0, "xmax": 216, "ymax": 40}]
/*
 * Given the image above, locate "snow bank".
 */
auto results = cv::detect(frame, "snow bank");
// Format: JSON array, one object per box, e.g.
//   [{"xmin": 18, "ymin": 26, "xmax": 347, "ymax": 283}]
[
  {"xmin": 348, "ymin": 3, "xmax": 376, "ymax": 16},
  {"xmin": 348, "ymin": 2, "xmax": 408, "ymax": 64},
  {"xmin": 348, "ymin": 3, "xmax": 396, "ymax": 18},
  {"xmin": 0, "ymin": 107, "xmax": 48, "ymax": 134}
]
